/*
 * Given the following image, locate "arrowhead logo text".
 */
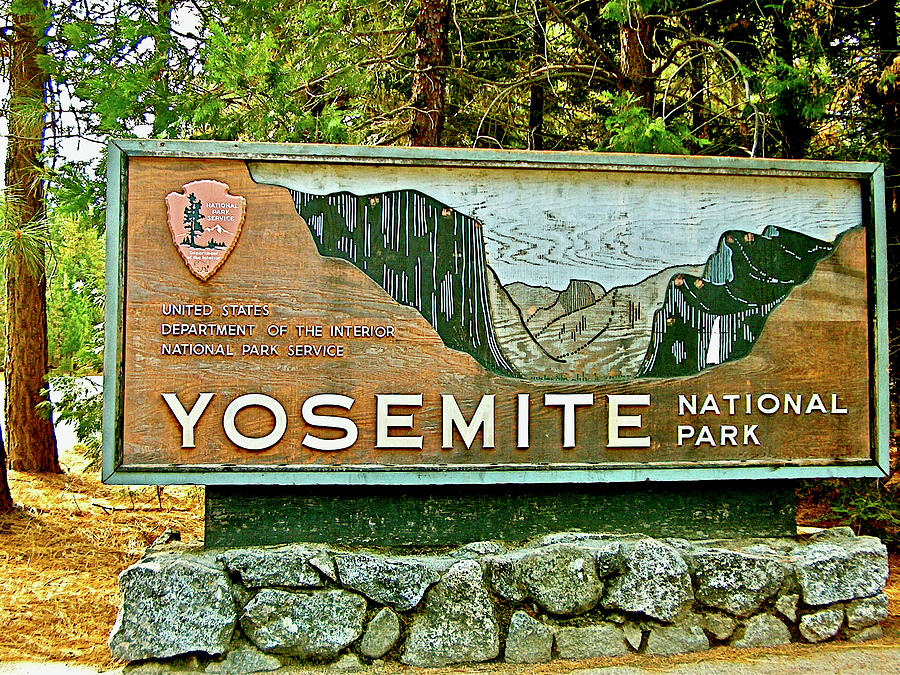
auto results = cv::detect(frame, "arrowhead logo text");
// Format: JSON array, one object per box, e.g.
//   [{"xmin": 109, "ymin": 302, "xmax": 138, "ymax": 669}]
[{"xmin": 165, "ymin": 180, "xmax": 246, "ymax": 281}]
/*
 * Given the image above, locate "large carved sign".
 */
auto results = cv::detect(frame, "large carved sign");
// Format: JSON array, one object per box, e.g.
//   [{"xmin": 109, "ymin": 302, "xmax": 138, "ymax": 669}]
[{"xmin": 102, "ymin": 141, "xmax": 889, "ymax": 485}]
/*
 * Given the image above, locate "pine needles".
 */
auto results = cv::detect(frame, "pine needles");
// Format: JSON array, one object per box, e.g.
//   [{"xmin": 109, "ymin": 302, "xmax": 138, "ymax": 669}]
[{"xmin": 0, "ymin": 469, "xmax": 202, "ymax": 668}]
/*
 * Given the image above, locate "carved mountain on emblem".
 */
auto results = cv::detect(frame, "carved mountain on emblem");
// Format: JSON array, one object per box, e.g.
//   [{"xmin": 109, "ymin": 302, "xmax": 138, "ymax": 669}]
[{"xmin": 165, "ymin": 180, "xmax": 246, "ymax": 281}]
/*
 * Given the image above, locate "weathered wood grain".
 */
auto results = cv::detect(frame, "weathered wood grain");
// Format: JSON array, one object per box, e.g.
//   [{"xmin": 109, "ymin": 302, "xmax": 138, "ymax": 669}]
[{"xmin": 119, "ymin": 157, "xmax": 873, "ymax": 473}]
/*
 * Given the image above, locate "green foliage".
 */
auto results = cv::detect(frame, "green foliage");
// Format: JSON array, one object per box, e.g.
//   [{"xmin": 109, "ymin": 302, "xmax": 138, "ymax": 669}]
[
  {"xmin": 46, "ymin": 0, "xmax": 405, "ymax": 149},
  {"xmin": 29, "ymin": 0, "xmax": 898, "ymax": 162},
  {"xmin": 42, "ymin": 0, "xmax": 873, "ymax": 159},
  {"xmin": 46, "ymin": 215, "xmax": 105, "ymax": 374},
  {"xmin": 0, "ymin": 188, "xmax": 52, "ymax": 276},
  {"xmin": 799, "ymin": 478, "xmax": 900, "ymax": 549},
  {"xmin": 8, "ymin": 0, "xmax": 52, "ymax": 42},
  {"xmin": 764, "ymin": 54, "xmax": 832, "ymax": 129},
  {"xmin": 600, "ymin": 0, "xmax": 665, "ymax": 23},
  {"xmin": 46, "ymin": 159, "xmax": 107, "ymax": 231},
  {"xmin": 177, "ymin": 0, "xmax": 399, "ymax": 143},
  {"xmin": 598, "ymin": 93, "xmax": 709, "ymax": 154},
  {"xmin": 42, "ymin": 214, "xmax": 104, "ymax": 464},
  {"xmin": 48, "ymin": 376, "xmax": 103, "ymax": 468},
  {"xmin": 831, "ymin": 482, "xmax": 900, "ymax": 536}
]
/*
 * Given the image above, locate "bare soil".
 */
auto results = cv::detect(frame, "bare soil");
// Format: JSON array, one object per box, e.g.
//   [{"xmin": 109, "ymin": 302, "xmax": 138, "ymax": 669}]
[{"xmin": 0, "ymin": 467, "xmax": 897, "ymax": 672}]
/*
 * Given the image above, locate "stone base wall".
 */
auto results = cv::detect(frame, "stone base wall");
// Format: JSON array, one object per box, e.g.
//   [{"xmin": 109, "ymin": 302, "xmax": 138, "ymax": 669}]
[{"xmin": 110, "ymin": 528, "xmax": 889, "ymax": 672}]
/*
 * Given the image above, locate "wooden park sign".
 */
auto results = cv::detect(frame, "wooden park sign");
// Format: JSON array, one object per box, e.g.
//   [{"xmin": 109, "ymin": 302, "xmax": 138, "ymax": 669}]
[{"xmin": 102, "ymin": 141, "xmax": 890, "ymax": 486}]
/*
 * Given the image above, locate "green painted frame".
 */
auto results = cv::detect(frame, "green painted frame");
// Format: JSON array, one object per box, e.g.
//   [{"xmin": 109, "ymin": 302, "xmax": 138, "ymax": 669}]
[{"xmin": 102, "ymin": 139, "xmax": 890, "ymax": 486}]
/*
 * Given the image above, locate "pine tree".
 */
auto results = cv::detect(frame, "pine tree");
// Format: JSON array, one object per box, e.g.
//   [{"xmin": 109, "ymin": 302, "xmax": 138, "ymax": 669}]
[
  {"xmin": 3, "ymin": 0, "xmax": 60, "ymax": 474},
  {"xmin": 183, "ymin": 193, "xmax": 204, "ymax": 247}
]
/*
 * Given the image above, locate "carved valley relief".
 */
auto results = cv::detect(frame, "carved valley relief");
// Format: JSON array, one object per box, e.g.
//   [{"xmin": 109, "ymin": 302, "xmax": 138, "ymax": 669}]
[{"xmin": 248, "ymin": 170, "xmax": 856, "ymax": 383}]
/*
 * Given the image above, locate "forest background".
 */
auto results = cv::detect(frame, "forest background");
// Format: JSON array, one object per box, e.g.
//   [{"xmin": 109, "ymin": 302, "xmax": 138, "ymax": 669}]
[{"xmin": 0, "ymin": 0, "xmax": 898, "ymax": 532}]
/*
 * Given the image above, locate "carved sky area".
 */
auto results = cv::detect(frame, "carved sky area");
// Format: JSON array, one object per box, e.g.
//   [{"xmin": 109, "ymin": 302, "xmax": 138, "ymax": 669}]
[{"xmin": 248, "ymin": 161, "xmax": 863, "ymax": 291}]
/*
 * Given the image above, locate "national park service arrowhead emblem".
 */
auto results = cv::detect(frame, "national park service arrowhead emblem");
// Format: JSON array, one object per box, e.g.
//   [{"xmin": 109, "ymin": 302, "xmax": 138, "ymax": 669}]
[{"xmin": 165, "ymin": 180, "xmax": 246, "ymax": 281}]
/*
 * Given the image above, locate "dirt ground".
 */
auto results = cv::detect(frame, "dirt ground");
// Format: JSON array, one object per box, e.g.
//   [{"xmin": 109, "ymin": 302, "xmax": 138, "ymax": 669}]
[
  {"xmin": 0, "ymin": 466, "xmax": 897, "ymax": 672},
  {"xmin": 0, "ymin": 470, "xmax": 203, "ymax": 668}
]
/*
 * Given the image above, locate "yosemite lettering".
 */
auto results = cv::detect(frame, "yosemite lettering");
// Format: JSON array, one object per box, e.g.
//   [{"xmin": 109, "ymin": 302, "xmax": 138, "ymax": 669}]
[{"xmin": 160, "ymin": 392, "xmax": 652, "ymax": 452}]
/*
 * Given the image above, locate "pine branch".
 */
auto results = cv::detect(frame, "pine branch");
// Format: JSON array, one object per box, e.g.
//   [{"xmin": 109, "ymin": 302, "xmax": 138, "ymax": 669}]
[{"xmin": 538, "ymin": 0, "xmax": 621, "ymax": 75}]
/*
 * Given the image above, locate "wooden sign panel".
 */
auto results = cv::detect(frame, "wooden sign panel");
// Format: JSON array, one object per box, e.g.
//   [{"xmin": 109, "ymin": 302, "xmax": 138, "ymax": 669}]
[{"xmin": 102, "ymin": 141, "xmax": 889, "ymax": 485}]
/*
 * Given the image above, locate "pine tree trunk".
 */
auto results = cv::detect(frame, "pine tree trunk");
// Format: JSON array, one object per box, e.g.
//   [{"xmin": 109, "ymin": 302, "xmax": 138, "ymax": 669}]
[
  {"xmin": 409, "ymin": 0, "xmax": 450, "ymax": 147},
  {"xmin": 528, "ymin": 6, "xmax": 547, "ymax": 150},
  {"xmin": 0, "ymin": 433, "xmax": 13, "ymax": 512},
  {"xmin": 619, "ymin": 17, "xmax": 654, "ymax": 109},
  {"xmin": 4, "ymin": 1, "xmax": 60, "ymax": 474}
]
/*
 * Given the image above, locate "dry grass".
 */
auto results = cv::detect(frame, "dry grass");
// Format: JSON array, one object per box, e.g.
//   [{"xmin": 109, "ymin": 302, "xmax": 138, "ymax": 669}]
[
  {"xmin": 0, "ymin": 467, "xmax": 898, "ymax": 672},
  {"xmin": 0, "ymin": 469, "xmax": 202, "ymax": 669},
  {"xmin": 888, "ymin": 553, "xmax": 900, "ymax": 619}
]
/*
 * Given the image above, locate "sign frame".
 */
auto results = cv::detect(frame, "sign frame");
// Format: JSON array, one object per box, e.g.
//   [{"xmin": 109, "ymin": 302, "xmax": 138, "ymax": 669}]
[{"xmin": 102, "ymin": 139, "xmax": 890, "ymax": 485}]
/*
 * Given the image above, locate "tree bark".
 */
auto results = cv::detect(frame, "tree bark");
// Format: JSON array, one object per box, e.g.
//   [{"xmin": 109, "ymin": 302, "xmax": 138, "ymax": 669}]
[
  {"xmin": 528, "ymin": 5, "xmax": 547, "ymax": 150},
  {"xmin": 409, "ymin": 0, "xmax": 450, "ymax": 147},
  {"xmin": 874, "ymin": 0, "xmax": 898, "ymax": 223},
  {"xmin": 0, "ymin": 432, "xmax": 13, "ymax": 512},
  {"xmin": 619, "ymin": 16, "xmax": 654, "ymax": 108},
  {"xmin": 4, "ymin": 1, "xmax": 60, "ymax": 474}
]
